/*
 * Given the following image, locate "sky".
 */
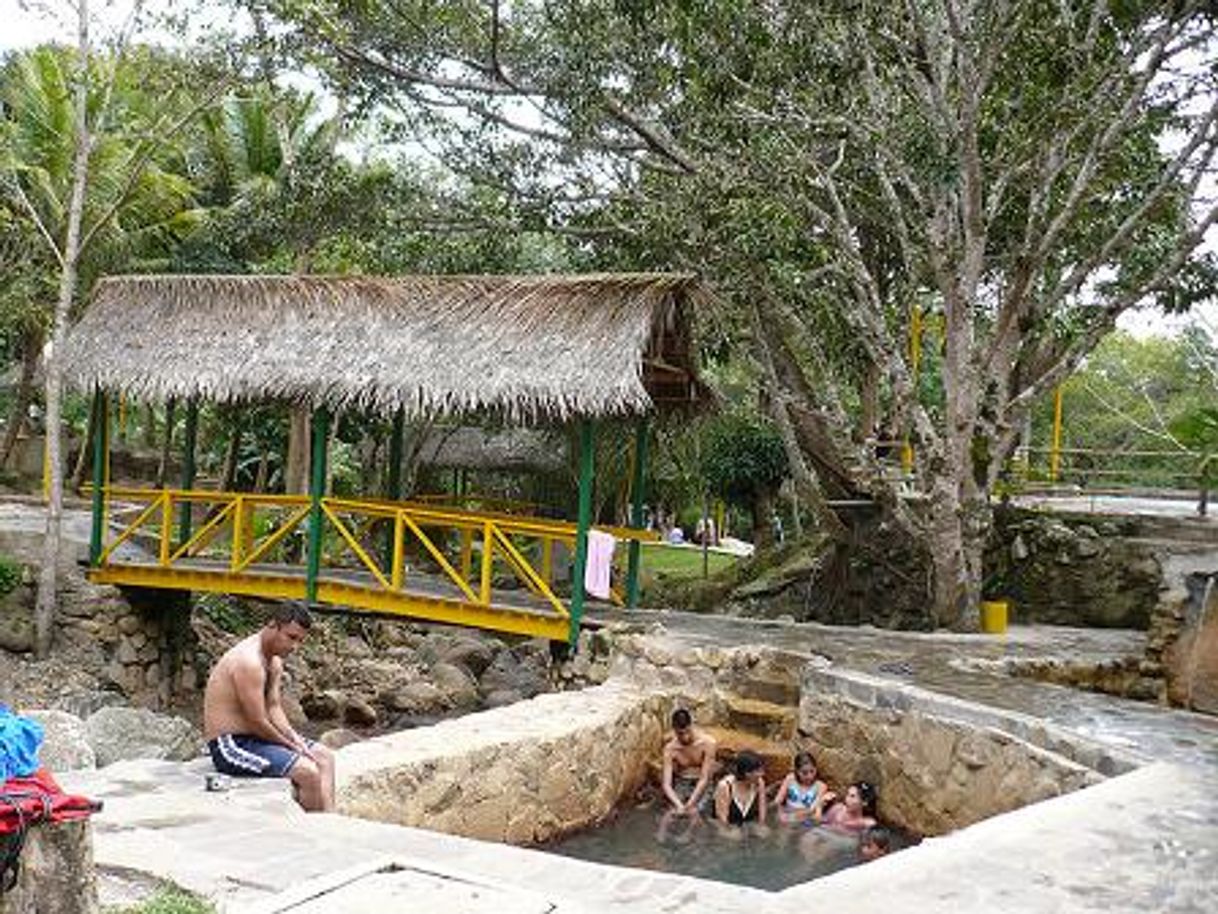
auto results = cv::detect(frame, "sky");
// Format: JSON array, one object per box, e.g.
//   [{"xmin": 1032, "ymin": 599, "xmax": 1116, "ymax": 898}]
[{"xmin": 2, "ymin": 0, "xmax": 1214, "ymax": 341}]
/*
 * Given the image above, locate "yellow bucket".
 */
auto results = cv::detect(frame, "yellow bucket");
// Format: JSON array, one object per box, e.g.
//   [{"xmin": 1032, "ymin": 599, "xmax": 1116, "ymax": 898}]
[{"xmin": 980, "ymin": 599, "xmax": 1009, "ymax": 634}]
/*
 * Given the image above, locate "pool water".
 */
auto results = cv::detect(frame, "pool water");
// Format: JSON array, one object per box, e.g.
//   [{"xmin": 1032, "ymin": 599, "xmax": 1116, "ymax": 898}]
[{"xmin": 548, "ymin": 804, "xmax": 910, "ymax": 891}]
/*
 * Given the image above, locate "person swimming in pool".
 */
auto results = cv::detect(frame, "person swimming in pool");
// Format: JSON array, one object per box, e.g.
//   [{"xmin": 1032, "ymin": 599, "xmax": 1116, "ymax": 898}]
[
  {"xmin": 661, "ymin": 708, "xmax": 718, "ymax": 816},
  {"xmin": 713, "ymin": 751, "xmax": 767, "ymax": 826},
  {"xmin": 773, "ymin": 751, "xmax": 829, "ymax": 825},
  {"xmin": 821, "ymin": 781, "xmax": 878, "ymax": 834},
  {"xmin": 858, "ymin": 825, "xmax": 893, "ymax": 861}
]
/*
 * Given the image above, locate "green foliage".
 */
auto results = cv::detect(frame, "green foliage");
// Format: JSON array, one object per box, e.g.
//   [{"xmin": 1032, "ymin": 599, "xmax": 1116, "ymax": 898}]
[
  {"xmin": 0, "ymin": 553, "xmax": 22, "ymax": 598},
  {"xmin": 1028, "ymin": 328, "xmax": 1217, "ymax": 488},
  {"xmin": 701, "ymin": 413, "xmax": 787, "ymax": 506},
  {"xmin": 194, "ymin": 593, "xmax": 261, "ymax": 635},
  {"xmin": 106, "ymin": 888, "xmax": 215, "ymax": 914}
]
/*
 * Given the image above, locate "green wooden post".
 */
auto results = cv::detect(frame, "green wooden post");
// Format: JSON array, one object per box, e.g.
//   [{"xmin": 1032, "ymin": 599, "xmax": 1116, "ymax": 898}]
[
  {"xmin": 569, "ymin": 419, "xmax": 596, "ymax": 645},
  {"xmin": 88, "ymin": 389, "xmax": 109, "ymax": 566},
  {"xmin": 306, "ymin": 406, "xmax": 330, "ymax": 603},
  {"xmin": 177, "ymin": 397, "xmax": 199, "ymax": 548},
  {"xmin": 626, "ymin": 416, "xmax": 649, "ymax": 608},
  {"xmin": 383, "ymin": 407, "xmax": 405, "ymax": 569}
]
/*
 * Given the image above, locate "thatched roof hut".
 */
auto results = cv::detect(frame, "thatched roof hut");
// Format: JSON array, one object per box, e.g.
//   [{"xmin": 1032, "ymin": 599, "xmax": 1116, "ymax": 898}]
[
  {"xmin": 417, "ymin": 426, "xmax": 567, "ymax": 472},
  {"xmin": 63, "ymin": 273, "xmax": 712, "ymax": 422}
]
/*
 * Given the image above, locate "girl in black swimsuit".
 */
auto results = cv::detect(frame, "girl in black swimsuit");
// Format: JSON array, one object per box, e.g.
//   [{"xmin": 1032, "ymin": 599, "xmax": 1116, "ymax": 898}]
[{"xmin": 714, "ymin": 751, "xmax": 767, "ymax": 826}]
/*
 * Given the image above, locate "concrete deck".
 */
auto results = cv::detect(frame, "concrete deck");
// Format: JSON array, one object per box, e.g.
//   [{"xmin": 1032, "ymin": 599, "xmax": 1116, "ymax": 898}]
[{"xmin": 60, "ymin": 620, "xmax": 1218, "ymax": 913}]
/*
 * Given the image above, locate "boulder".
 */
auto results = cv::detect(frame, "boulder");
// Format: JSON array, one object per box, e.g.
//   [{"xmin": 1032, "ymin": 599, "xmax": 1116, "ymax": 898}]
[
  {"xmin": 300, "ymin": 690, "xmax": 344, "ymax": 721},
  {"xmin": 438, "ymin": 637, "xmax": 496, "ymax": 676},
  {"xmin": 1165, "ymin": 577, "xmax": 1218, "ymax": 714},
  {"xmin": 23, "ymin": 709, "xmax": 96, "ymax": 772},
  {"xmin": 478, "ymin": 652, "xmax": 549, "ymax": 699},
  {"xmin": 343, "ymin": 696, "xmax": 379, "ymax": 727},
  {"xmin": 0, "ymin": 587, "xmax": 34, "ymax": 653},
  {"xmin": 381, "ymin": 681, "xmax": 447, "ymax": 715},
  {"xmin": 319, "ymin": 727, "xmax": 363, "ymax": 750},
  {"xmin": 54, "ymin": 691, "xmax": 126, "ymax": 720},
  {"xmin": 430, "ymin": 662, "xmax": 479, "ymax": 709},
  {"xmin": 482, "ymin": 688, "xmax": 523, "ymax": 709},
  {"xmin": 84, "ymin": 707, "xmax": 200, "ymax": 767}
]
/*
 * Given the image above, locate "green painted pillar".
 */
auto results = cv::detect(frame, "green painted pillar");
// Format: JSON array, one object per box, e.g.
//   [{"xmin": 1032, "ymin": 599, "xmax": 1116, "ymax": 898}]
[
  {"xmin": 569, "ymin": 419, "xmax": 596, "ymax": 645},
  {"xmin": 88, "ymin": 389, "xmax": 109, "ymax": 566},
  {"xmin": 177, "ymin": 397, "xmax": 199, "ymax": 548},
  {"xmin": 305, "ymin": 406, "xmax": 330, "ymax": 603},
  {"xmin": 383, "ymin": 407, "xmax": 405, "ymax": 569},
  {"xmin": 626, "ymin": 416, "xmax": 649, "ymax": 608}
]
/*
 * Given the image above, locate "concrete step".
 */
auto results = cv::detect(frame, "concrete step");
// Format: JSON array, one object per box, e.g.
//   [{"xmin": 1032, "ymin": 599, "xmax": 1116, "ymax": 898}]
[
  {"xmin": 721, "ymin": 696, "xmax": 797, "ymax": 741},
  {"xmin": 728, "ymin": 674, "xmax": 802, "ymax": 707},
  {"xmin": 701, "ymin": 726, "xmax": 793, "ymax": 784}
]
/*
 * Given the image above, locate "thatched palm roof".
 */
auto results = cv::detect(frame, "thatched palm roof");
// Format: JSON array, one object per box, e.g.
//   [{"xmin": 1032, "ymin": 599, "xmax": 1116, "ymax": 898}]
[{"xmin": 63, "ymin": 273, "xmax": 712, "ymax": 421}]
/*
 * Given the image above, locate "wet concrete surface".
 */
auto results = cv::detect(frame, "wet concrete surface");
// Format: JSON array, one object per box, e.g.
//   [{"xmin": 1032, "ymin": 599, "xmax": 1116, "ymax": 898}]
[{"xmin": 589, "ymin": 609, "xmax": 1218, "ymax": 769}]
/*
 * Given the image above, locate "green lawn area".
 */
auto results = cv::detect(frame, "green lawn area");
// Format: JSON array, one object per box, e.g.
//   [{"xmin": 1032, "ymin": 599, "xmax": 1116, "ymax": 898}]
[{"xmin": 635, "ymin": 542, "xmax": 740, "ymax": 580}]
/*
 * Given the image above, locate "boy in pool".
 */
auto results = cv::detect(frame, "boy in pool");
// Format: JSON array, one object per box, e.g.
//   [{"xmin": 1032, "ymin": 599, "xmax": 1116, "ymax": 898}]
[
  {"xmin": 859, "ymin": 826, "xmax": 892, "ymax": 861},
  {"xmin": 661, "ymin": 708, "xmax": 718, "ymax": 816}
]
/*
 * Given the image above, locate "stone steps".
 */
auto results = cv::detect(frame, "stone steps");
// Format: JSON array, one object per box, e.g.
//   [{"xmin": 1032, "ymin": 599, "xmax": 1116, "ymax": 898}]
[
  {"xmin": 700, "ymin": 726, "xmax": 793, "ymax": 783},
  {"xmin": 721, "ymin": 695, "xmax": 797, "ymax": 741}
]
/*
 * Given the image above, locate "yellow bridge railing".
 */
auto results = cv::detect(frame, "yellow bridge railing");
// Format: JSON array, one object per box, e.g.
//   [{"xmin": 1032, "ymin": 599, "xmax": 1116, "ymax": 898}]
[{"xmin": 90, "ymin": 488, "xmax": 657, "ymax": 641}]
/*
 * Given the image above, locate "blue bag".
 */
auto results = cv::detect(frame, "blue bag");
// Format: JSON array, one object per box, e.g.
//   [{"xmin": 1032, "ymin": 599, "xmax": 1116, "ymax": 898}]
[{"xmin": 0, "ymin": 705, "xmax": 43, "ymax": 782}]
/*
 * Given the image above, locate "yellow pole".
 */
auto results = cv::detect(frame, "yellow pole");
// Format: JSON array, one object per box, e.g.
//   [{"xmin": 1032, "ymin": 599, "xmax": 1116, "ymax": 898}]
[
  {"xmin": 1049, "ymin": 386, "xmax": 1064, "ymax": 482},
  {"xmin": 901, "ymin": 304, "xmax": 923, "ymax": 474}
]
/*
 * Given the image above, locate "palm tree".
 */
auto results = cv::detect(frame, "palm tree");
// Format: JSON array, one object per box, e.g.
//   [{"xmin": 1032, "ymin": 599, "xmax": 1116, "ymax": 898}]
[{"xmin": 0, "ymin": 45, "xmax": 197, "ymax": 467}]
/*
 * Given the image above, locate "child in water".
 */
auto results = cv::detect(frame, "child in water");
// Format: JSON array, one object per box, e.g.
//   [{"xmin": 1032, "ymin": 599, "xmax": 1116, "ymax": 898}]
[
  {"xmin": 858, "ymin": 826, "xmax": 892, "ymax": 861},
  {"xmin": 773, "ymin": 751, "xmax": 829, "ymax": 825},
  {"xmin": 821, "ymin": 781, "xmax": 878, "ymax": 833}
]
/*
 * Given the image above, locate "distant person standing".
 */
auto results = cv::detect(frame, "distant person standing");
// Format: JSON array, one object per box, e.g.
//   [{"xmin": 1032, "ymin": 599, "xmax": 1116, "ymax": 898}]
[{"xmin": 203, "ymin": 602, "xmax": 335, "ymax": 812}]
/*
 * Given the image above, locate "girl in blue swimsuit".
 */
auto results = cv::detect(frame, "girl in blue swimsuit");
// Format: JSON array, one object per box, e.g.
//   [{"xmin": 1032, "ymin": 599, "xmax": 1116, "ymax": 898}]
[{"xmin": 774, "ymin": 751, "xmax": 829, "ymax": 825}]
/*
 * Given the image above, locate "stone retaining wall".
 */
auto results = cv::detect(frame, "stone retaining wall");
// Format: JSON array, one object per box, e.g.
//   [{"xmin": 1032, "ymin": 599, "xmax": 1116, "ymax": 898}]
[
  {"xmin": 799, "ymin": 667, "xmax": 1126, "ymax": 836},
  {"xmin": 337, "ymin": 634, "xmax": 1129, "ymax": 848},
  {"xmin": 336, "ymin": 683, "xmax": 666, "ymax": 844}
]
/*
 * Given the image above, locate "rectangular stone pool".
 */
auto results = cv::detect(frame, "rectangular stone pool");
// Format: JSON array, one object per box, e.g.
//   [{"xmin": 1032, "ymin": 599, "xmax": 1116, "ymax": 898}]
[{"xmin": 547, "ymin": 803, "xmax": 913, "ymax": 891}]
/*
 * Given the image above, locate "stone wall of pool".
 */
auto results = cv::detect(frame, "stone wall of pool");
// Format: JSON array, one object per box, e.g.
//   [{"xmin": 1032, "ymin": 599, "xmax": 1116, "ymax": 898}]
[{"xmin": 334, "ymin": 630, "xmax": 1133, "ymax": 846}]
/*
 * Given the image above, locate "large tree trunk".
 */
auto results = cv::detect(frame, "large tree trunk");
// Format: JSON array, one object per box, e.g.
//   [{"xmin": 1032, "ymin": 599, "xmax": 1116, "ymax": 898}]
[
  {"xmin": 36, "ymin": 0, "xmax": 91, "ymax": 658},
  {"xmin": 0, "ymin": 326, "xmax": 43, "ymax": 469},
  {"xmin": 751, "ymin": 489, "xmax": 775, "ymax": 551},
  {"xmin": 284, "ymin": 406, "xmax": 310, "ymax": 494}
]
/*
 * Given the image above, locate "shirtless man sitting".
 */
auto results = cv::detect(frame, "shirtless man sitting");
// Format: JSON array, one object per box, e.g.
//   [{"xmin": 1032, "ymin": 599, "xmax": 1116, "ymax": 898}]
[
  {"xmin": 203, "ymin": 602, "xmax": 335, "ymax": 812},
  {"xmin": 660, "ymin": 708, "xmax": 717, "ymax": 816}
]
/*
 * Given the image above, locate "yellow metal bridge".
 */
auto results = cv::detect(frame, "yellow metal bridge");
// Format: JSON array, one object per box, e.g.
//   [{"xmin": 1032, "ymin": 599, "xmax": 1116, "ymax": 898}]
[{"xmin": 90, "ymin": 487, "xmax": 656, "ymax": 642}]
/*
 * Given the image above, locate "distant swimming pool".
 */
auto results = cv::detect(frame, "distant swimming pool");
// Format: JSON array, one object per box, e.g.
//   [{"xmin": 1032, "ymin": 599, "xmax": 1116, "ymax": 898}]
[{"xmin": 548, "ymin": 804, "xmax": 912, "ymax": 891}]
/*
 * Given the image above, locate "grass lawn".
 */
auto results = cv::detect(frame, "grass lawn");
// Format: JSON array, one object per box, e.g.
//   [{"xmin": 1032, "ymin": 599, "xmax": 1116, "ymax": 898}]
[{"xmin": 636, "ymin": 542, "xmax": 740, "ymax": 580}]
